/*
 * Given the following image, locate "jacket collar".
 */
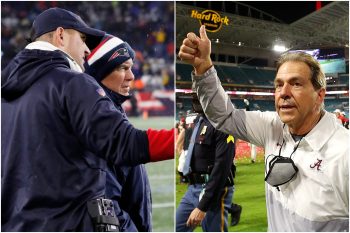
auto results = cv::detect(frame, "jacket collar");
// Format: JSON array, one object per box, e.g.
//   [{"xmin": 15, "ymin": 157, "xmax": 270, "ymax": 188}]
[
  {"xmin": 283, "ymin": 112, "xmax": 336, "ymax": 152},
  {"xmin": 304, "ymin": 111, "xmax": 337, "ymax": 151},
  {"xmin": 25, "ymin": 41, "xmax": 82, "ymax": 73},
  {"xmin": 100, "ymin": 84, "xmax": 130, "ymax": 105}
]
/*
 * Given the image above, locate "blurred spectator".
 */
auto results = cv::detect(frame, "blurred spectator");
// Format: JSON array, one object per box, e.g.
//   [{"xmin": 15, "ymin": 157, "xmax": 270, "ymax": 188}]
[{"xmin": 334, "ymin": 109, "xmax": 349, "ymax": 129}]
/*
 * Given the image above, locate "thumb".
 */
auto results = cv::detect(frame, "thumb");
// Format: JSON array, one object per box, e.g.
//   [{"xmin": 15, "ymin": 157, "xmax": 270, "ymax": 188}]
[{"xmin": 199, "ymin": 25, "xmax": 208, "ymax": 40}]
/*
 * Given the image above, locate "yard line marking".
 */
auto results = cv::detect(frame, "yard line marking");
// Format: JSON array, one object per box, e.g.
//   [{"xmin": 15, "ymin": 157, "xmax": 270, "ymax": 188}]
[
  {"xmin": 153, "ymin": 202, "xmax": 175, "ymax": 208},
  {"xmin": 149, "ymin": 175, "xmax": 174, "ymax": 180}
]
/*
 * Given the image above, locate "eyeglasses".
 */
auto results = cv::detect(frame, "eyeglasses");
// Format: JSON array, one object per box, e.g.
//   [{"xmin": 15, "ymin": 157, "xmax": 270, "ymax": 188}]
[{"xmin": 265, "ymin": 138, "xmax": 302, "ymax": 191}]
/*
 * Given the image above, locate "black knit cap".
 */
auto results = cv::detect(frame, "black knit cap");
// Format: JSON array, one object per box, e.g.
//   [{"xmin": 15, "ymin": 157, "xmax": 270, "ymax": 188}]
[
  {"xmin": 84, "ymin": 34, "xmax": 135, "ymax": 81},
  {"xmin": 30, "ymin": 7, "xmax": 105, "ymax": 50}
]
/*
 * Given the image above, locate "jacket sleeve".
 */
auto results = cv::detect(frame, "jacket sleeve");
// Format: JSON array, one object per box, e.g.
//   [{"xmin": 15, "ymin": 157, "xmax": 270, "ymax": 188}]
[
  {"xmin": 63, "ymin": 73, "xmax": 151, "ymax": 166},
  {"xmin": 120, "ymin": 165, "xmax": 152, "ymax": 231},
  {"xmin": 146, "ymin": 128, "xmax": 174, "ymax": 162},
  {"xmin": 193, "ymin": 66, "xmax": 279, "ymax": 147},
  {"xmin": 197, "ymin": 128, "xmax": 235, "ymax": 212}
]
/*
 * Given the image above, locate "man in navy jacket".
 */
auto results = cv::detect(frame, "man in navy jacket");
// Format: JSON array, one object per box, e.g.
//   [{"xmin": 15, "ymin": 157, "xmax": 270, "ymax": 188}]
[
  {"xmin": 84, "ymin": 34, "xmax": 154, "ymax": 232},
  {"xmin": 1, "ymin": 8, "xmax": 173, "ymax": 231}
]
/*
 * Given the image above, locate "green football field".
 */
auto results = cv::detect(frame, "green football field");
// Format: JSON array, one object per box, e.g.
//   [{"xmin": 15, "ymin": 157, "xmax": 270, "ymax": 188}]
[
  {"xmin": 129, "ymin": 116, "xmax": 268, "ymax": 232},
  {"xmin": 176, "ymin": 155, "xmax": 268, "ymax": 232},
  {"xmin": 129, "ymin": 116, "xmax": 175, "ymax": 232}
]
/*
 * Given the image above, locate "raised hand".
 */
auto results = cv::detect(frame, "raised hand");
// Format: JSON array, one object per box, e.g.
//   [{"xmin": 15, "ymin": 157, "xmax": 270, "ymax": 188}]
[{"xmin": 178, "ymin": 25, "xmax": 213, "ymax": 75}]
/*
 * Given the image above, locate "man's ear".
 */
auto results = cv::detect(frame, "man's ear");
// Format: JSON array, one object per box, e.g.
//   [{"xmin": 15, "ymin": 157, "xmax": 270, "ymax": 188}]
[
  {"xmin": 52, "ymin": 27, "xmax": 65, "ymax": 47},
  {"xmin": 316, "ymin": 87, "xmax": 326, "ymax": 110},
  {"xmin": 318, "ymin": 88, "xmax": 326, "ymax": 103}
]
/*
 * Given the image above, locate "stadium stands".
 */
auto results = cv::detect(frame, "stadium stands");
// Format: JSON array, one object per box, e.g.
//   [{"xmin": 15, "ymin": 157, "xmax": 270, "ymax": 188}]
[
  {"xmin": 324, "ymin": 98, "xmax": 349, "ymax": 113},
  {"xmin": 177, "ymin": 62, "xmax": 276, "ymax": 86},
  {"xmin": 176, "ymin": 63, "xmax": 193, "ymax": 82},
  {"xmin": 217, "ymin": 65, "xmax": 251, "ymax": 85},
  {"xmin": 1, "ymin": 1, "xmax": 175, "ymax": 117},
  {"xmin": 176, "ymin": 96, "xmax": 276, "ymax": 121},
  {"xmin": 339, "ymin": 74, "xmax": 349, "ymax": 85},
  {"xmin": 1, "ymin": 1, "xmax": 174, "ymax": 91},
  {"xmin": 176, "ymin": 61, "xmax": 348, "ymax": 119}
]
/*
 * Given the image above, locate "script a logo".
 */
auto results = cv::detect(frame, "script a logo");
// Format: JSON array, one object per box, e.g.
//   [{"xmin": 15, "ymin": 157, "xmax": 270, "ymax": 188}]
[
  {"xmin": 310, "ymin": 158, "xmax": 322, "ymax": 171},
  {"xmin": 191, "ymin": 9, "xmax": 229, "ymax": 33},
  {"xmin": 108, "ymin": 48, "xmax": 129, "ymax": 62}
]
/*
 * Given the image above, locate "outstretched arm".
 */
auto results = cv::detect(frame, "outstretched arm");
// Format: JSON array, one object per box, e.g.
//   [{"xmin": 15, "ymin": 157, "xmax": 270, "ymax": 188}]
[{"xmin": 179, "ymin": 26, "xmax": 276, "ymax": 148}]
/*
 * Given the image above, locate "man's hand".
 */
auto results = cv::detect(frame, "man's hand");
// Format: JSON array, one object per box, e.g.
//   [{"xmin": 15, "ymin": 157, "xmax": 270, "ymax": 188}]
[
  {"xmin": 178, "ymin": 25, "xmax": 212, "ymax": 75},
  {"xmin": 186, "ymin": 208, "xmax": 206, "ymax": 227}
]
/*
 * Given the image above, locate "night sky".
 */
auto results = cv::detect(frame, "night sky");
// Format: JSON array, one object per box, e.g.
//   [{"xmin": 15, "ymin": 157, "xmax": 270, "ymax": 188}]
[{"xmin": 241, "ymin": 1, "xmax": 333, "ymax": 24}]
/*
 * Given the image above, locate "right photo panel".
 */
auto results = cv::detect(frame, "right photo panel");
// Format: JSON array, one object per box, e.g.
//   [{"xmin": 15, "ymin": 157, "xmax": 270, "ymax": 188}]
[{"xmin": 175, "ymin": 1, "xmax": 349, "ymax": 232}]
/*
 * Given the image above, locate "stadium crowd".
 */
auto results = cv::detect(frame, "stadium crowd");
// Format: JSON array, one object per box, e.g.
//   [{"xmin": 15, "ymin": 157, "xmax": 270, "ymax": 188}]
[{"xmin": 1, "ymin": 1, "xmax": 174, "ymax": 91}]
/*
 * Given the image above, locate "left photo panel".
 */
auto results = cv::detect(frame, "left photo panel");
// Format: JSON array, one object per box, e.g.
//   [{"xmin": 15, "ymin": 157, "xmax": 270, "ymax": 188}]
[{"xmin": 1, "ymin": 1, "xmax": 175, "ymax": 232}]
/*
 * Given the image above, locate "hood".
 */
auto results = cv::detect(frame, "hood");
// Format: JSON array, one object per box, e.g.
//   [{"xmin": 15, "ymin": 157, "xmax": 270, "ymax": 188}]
[{"xmin": 2, "ymin": 47, "xmax": 70, "ymax": 100}]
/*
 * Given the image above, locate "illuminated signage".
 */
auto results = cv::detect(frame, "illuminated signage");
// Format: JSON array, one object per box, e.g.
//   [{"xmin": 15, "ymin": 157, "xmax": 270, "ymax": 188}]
[{"xmin": 191, "ymin": 9, "xmax": 229, "ymax": 32}]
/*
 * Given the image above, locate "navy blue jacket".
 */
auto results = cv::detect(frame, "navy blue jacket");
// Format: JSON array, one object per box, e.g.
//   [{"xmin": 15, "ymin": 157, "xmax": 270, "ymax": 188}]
[
  {"xmin": 1, "ymin": 48, "xmax": 150, "ymax": 231},
  {"xmin": 191, "ymin": 115, "xmax": 235, "ymax": 212},
  {"xmin": 101, "ymin": 89, "xmax": 152, "ymax": 232}
]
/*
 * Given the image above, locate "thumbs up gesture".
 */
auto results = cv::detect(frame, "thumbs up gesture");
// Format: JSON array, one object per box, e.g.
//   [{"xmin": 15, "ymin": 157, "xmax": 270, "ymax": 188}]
[{"xmin": 178, "ymin": 25, "xmax": 213, "ymax": 75}]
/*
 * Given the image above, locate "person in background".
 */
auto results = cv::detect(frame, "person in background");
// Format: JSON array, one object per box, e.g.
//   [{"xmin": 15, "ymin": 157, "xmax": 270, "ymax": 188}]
[
  {"xmin": 341, "ymin": 111, "xmax": 349, "ymax": 129},
  {"xmin": 178, "ymin": 25, "xmax": 348, "ymax": 231},
  {"xmin": 334, "ymin": 109, "xmax": 349, "ymax": 129},
  {"xmin": 176, "ymin": 95, "xmax": 236, "ymax": 232},
  {"xmin": 176, "ymin": 113, "xmax": 196, "ymax": 183}
]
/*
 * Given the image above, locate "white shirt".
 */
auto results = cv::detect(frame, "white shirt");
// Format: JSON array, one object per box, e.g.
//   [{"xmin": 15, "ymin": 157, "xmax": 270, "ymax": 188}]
[{"xmin": 193, "ymin": 66, "xmax": 349, "ymax": 231}]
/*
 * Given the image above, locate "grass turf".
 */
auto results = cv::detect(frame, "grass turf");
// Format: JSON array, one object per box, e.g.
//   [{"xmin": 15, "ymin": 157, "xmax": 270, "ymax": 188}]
[
  {"xmin": 130, "ymin": 117, "xmax": 268, "ymax": 231},
  {"xmin": 176, "ymin": 155, "xmax": 267, "ymax": 232},
  {"xmin": 129, "ymin": 117, "xmax": 175, "ymax": 231}
]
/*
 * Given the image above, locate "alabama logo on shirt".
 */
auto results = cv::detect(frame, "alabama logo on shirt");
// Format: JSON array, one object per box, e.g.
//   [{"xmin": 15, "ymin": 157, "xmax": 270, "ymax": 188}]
[{"xmin": 310, "ymin": 158, "xmax": 323, "ymax": 171}]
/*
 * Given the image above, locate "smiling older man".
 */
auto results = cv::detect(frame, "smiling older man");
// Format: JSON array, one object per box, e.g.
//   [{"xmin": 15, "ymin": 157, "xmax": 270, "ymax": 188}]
[{"xmin": 178, "ymin": 25, "xmax": 349, "ymax": 232}]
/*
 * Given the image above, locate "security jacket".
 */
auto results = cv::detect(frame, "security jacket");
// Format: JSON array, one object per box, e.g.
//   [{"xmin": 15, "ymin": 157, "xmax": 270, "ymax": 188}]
[{"xmin": 191, "ymin": 115, "xmax": 235, "ymax": 212}]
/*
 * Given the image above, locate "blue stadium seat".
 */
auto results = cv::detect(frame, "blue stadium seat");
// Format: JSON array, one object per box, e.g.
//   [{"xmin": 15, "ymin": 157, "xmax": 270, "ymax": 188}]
[
  {"xmin": 339, "ymin": 74, "xmax": 349, "ymax": 85},
  {"xmin": 176, "ymin": 63, "xmax": 276, "ymax": 86},
  {"xmin": 176, "ymin": 63, "xmax": 193, "ymax": 81}
]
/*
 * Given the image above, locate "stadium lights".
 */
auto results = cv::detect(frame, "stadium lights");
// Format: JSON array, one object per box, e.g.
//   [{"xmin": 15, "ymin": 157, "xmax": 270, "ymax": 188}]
[
  {"xmin": 326, "ymin": 90, "xmax": 349, "ymax": 95},
  {"xmin": 273, "ymin": 44, "xmax": 287, "ymax": 52}
]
